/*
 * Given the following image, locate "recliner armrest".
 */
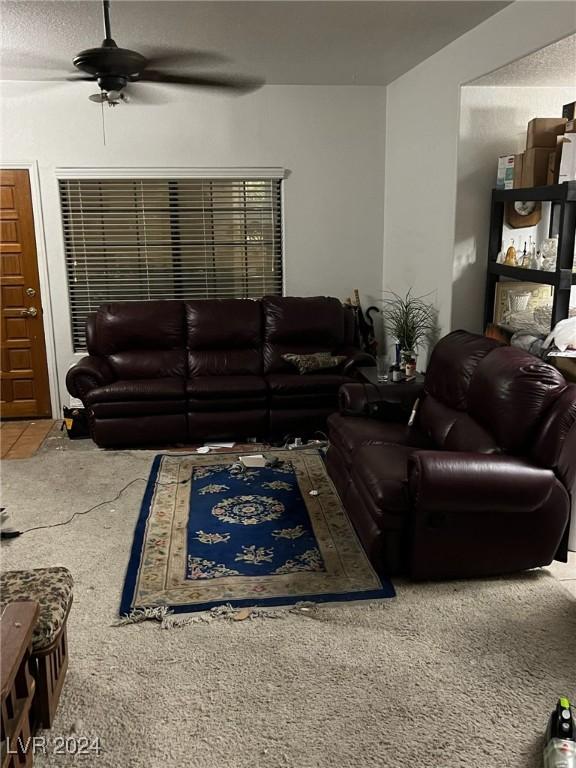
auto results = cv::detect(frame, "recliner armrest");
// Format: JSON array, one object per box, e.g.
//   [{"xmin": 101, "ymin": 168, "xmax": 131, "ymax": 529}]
[
  {"xmin": 66, "ymin": 356, "xmax": 115, "ymax": 402},
  {"xmin": 408, "ymin": 451, "xmax": 556, "ymax": 513},
  {"xmin": 338, "ymin": 381, "xmax": 422, "ymax": 423},
  {"xmin": 407, "ymin": 450, "xmax": 570, "ymax": 580}
]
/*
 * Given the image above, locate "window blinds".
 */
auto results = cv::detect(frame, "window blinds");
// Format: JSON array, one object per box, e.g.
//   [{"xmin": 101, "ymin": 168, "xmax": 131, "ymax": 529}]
[{"xmin": 59, "ymin": 177, "xmax": 283, "ymax": 351}]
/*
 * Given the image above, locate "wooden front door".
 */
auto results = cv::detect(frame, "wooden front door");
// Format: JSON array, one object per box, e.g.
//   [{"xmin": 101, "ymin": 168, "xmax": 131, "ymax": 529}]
[{"xmin": 0, "ymin": 169, "xmax": 51, "ymax": 418}]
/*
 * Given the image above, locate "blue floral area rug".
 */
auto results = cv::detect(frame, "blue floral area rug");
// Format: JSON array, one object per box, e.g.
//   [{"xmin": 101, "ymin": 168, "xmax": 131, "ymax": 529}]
[{"xmin": 120, "ymin": 450, "xmax": 394, "ymax": 615}]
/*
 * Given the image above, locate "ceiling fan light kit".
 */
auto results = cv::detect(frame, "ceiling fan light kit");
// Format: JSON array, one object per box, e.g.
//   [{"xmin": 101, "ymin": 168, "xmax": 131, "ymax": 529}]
[{"xmin": 61, "ymin": 0, "xmax": 262, "ymax": 106}]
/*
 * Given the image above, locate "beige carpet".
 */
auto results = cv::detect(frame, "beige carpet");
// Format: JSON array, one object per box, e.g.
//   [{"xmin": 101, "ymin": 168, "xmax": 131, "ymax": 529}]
[{"xmin": 1, "ymin": 435, "xmax": 575, "ymax": 768}]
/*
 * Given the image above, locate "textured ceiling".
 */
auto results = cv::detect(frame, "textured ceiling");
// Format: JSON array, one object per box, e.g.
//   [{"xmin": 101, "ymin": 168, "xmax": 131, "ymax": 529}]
[
  {"xmin": 0, "ymin": 0, "xmax": 510, "ymax": 86},
  {"xmin": 471, "ymin": 34, "xmax": 576, "ymax": 87}
]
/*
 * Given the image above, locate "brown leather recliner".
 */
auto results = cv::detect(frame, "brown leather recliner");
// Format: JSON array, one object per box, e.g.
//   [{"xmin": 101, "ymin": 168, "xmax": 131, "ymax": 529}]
[
  {"xmin": 326, "ymin": 330, "xmax": 576, "ymax": 580},
  {"xmin": 66, "ymin": 296, "xmax": 372, "ymax": 447}
]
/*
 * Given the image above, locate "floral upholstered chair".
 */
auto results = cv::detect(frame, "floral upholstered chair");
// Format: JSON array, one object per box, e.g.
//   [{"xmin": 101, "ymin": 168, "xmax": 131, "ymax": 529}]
[{"xmin": 0, "ymin": 567, "xmax": 73, "ymax": 730}]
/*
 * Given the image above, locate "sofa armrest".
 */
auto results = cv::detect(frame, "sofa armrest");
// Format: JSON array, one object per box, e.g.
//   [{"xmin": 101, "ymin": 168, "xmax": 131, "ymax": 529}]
[
  {"xmin": 407, "ymin": 450, "xmax": 570, "ymax": 580},
  {"xmin": 409, "ymin": 451, "xmax": 556, "ymax": 513},
  {"xmin": 338, "ymin": 381, "xmax": 422, "ymax": 423},
  {"xmin": 66, "ymin": 356, "xmax": 115, "ymax": 402},
  {"xmin": 340, "ymin": 350, "xmax": 376, "ymax": 376}
]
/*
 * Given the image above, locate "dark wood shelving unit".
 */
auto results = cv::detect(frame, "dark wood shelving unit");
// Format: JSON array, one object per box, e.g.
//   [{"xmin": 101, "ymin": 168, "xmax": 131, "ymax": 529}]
[{"xmin": 484, "ymin": 181, "xmax": 576, "ymax": 331}]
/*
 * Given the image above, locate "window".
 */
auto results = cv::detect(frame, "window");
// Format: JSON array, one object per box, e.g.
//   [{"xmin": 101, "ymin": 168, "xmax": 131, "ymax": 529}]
[{"xmin": 59, "ymin": 175, "xmax": 283, "ymax": 351}]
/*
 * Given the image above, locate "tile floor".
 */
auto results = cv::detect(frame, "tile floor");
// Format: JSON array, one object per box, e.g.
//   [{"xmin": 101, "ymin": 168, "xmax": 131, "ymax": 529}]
[{"xmin": 0, "ymin": 419, "xmax": 56, "ymax": 459}]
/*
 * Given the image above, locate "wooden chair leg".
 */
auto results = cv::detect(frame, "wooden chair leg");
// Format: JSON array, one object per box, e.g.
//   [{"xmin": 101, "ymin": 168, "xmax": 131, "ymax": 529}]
[{"xmin": 30, "ymin": 622, "xmax": 69, "ymax": 731}]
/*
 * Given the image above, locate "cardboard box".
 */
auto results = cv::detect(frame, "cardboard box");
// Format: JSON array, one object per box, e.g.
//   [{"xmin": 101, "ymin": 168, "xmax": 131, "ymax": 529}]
[
  {"xmin": 551, "ymin": 356, "xmax": 576, "ymax": 383},
  {"xmin": 566, "ymin": 119, "xmax": 576, "ymax": 134},
  {"xmin": 547, "ymin": 150, "xmax": 556, "ymax": 185},
  {"xmin": 526, "ymin": 117, "xmax": 567, "ymax": 149},
  {"xmin": 547, "ymin": 148, "xmax": 560, "ymax": 185},
  {"xmin": 497, "ymin": 154, "xmax": 515, "ymax": 189},
  {"xmin": 562, "ymin": 101, "xmax": 576, "ymax": 121},
  {"xmin": 522, "ymin": 147, "xmax": 552, "ymax": 187},
  {"xmin": 559, "ymin": 133, "xmax": 576, "ymax": 183},
  {"xmin": 513, "ymin": 153, "xmax": 524, "ymax": 188}
]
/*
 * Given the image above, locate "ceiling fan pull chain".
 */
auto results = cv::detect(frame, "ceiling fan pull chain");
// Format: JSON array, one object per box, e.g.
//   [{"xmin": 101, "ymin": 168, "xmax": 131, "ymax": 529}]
[{"xmin": 101, "ymin": 99, "xmax": 107, "ymax": 146}]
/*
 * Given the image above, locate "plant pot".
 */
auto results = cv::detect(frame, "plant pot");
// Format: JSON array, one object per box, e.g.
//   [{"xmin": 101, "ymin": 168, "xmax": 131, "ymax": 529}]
[{"xmin": 400, "ymin": 349, "xmax": 416, "ymax": 375}]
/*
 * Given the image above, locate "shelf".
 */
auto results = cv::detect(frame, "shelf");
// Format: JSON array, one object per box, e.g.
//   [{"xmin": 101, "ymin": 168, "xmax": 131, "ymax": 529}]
[
  {"xmin": 492, "ymin": 181, "xmax": 576, "ymax": 203},
  {"xmin": 485, "ymin": 177, "xmax": 576, "ymax": 331},
  {"xmin": 488, "ymin": 263, "xmax": 576, "ymax": 287}
]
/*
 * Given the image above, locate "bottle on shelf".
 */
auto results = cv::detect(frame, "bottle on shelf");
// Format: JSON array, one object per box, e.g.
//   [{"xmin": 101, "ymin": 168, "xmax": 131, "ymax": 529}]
[
  {"xmin": 521, "ymin": 242, "xmax": 529, "ymax": 268},
  {"xmin": 504, "ymin": 239, "xmax": 517, "ymax": 266},
  {"xmin": 527, "ymin": 236, "xmax": 538, "ymax": 269},
  {"xmin": 535, "ymin": 250, "xmax": 543, "ymax": 271}
]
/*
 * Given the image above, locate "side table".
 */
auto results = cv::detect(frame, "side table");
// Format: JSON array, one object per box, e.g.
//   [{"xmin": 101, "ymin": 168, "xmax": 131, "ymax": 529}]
[
  {"xmin": 1, "ymin": 601, "xmax": 39, "ymax": 768},
  {"xmin": 355, "ymin": 367, "xmax": 425, "ymax": 421}
]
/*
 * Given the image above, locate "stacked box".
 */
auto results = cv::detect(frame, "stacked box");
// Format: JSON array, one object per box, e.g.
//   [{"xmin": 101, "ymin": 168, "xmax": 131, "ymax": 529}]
[
  {"xmin": 526, "ymin": 117, "xmax": 567, "ymax": 149},
  {"xmin": 522, "ymin": 117, "xmax": 567, "ymax": 187},
  {"xmin": 497, "ymin": 155, "xmax": 515, "ymax": 189},
  {"xmin": 559, "ymin": 133, "xmax": 576, "ymax": 183},
  {"xmin": 562, "ymin": 102, "xmax": 576, "ymax": 121}
]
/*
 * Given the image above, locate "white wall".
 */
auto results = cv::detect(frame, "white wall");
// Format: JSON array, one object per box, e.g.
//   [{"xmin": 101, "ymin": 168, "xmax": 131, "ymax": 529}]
[
  {"xmin": 383, "ymin": 2, "xmax": 576, "ymax": 335},
  {"xmin": 0, "ymin": 83, "xmax": 386, "ymax": 409},
  {"xmin": 453, "ymin": 86, "xmax": 574, "ymax": 332}
]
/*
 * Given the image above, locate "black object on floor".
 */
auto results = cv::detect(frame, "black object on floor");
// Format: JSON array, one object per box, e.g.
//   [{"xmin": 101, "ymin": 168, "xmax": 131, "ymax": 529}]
[{"xmin": 62, "ymin": 407, "xmax": 90, "ymax": 439}]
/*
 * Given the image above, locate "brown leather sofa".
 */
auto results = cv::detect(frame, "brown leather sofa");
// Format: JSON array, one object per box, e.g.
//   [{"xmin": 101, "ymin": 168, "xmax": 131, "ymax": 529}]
[
  {"xmin": 326, "ymin": 330, "xmax": 576, "ymax": 580},
  {"xmin": 66, "ymin": 296, "xmax": 372, "ymax": 447}
]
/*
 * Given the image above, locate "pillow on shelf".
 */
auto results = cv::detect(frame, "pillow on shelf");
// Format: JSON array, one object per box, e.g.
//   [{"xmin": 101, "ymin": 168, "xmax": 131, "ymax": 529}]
[{"xmin": 282, "ymin": 352, "xmax": 346, "ymax": 375}]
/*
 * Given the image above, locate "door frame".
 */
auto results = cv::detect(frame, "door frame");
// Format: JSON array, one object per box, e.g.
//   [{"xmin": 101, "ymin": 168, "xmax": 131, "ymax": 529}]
[{"xmin": 2, "ymin": 162, "xmax": 60, "ymax": 418}]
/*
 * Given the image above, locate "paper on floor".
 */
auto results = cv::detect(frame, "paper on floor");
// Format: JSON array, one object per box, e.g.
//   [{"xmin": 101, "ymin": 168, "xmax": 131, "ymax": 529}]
[
  {"xmin": 204, "ymin": 442, "xmax": 236, "ymax": 448},
  {"xmin": 239, "ymin": 454, "xmax": 267, "ymax": 468}
]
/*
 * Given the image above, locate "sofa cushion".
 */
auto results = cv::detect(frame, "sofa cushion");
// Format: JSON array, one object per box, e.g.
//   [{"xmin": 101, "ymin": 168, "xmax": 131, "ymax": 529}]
[
  {"xmin": 262, "ymin": 296, "xmax": 348, "ymax": 373},
  {"xmin": 266, "ymin": 373, "xmax": 353, "ymax": 397},
  {"xmin": 468, "ymin": 347, "xmax": 566, "ymax": 453},
  {"xmin": 186, "ymin": 376, "xmax": 267, "ymax": 399},
  {"xmin": 417, "ymin": 396, "xmax": 458, "ymax": 447},
  {"xmin": 107, "ymin": 349, "xmax": 186, "ymax": 380},
  {"xmin": 85, "ymin": 377, "xmax": 185, "ymax": 404},
  {"xmin": 443, "ymin": 413, "xmax": 500, "ymax": 454},
  {"xmin": 93, "ymin": 301, "xmax": 185, "ymax": 354},
  {"xmin": 188, "ymin": 349, "xmax": 261, "ymax": 377},
  {"xmin": 0, "ymin": 567, "xmax": 73, "ymax": 651},
  {"xmin": 351, "ymin": 444, "xmax": 414, "ymax": 522},
  {"xmin": 186, "ymin": 300, "xmax": 262, "ymax": 376},
  {"xmin": 328, "ymin": 413, "xmax": 432, "ymax": 467},
  {"xmin": 531, "ymin": 385, "xmax": 576, "ymax": 495},
  {"xmin": 424, "ymin": 330, "xmax": 501, "ymax": 411}
]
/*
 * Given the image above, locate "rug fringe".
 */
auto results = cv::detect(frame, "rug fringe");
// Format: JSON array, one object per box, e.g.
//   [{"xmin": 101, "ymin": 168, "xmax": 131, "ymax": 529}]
[
  {"xmin": 115, "ymin": 601, "xmax": 319, "ymax": 629},
  {"xmin": 114, "ymin": 606, "xmax": 172, "ymax": 626}
]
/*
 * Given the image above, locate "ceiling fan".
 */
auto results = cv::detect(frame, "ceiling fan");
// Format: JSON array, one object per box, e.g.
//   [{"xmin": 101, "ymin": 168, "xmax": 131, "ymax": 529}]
[{"xmin": 56, "ymin": 0, "xmax": 263, "ymax": 105}]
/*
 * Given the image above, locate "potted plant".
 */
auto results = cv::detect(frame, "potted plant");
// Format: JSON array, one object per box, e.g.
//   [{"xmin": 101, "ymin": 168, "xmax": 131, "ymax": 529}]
[{"xmin": 381, "ymin": 289, "xmax": 436, "ymax": 371}]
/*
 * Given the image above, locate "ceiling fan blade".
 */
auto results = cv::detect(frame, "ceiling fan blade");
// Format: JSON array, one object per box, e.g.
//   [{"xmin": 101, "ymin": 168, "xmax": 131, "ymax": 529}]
[
  {"xmin": 13, "ymin": 75, "xmax": 79, "ymax": 82},
  {"xmin": 139, "ymin": 47, "xmax": 229, "ymax": 70},
  {"xmin": 138, "ymin": 70, "xmax": 264, "ymax": 93},
  {"xmin": 122, "ymin": 84, "xmax": 170, "ymax": 105},
  {"xmin": 0, "ymin": 50, "xmax": 72, "ymax": 72},
  {"xmin": 67, "ymin": 75, "xmax": 98, "ymax": 82}
]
